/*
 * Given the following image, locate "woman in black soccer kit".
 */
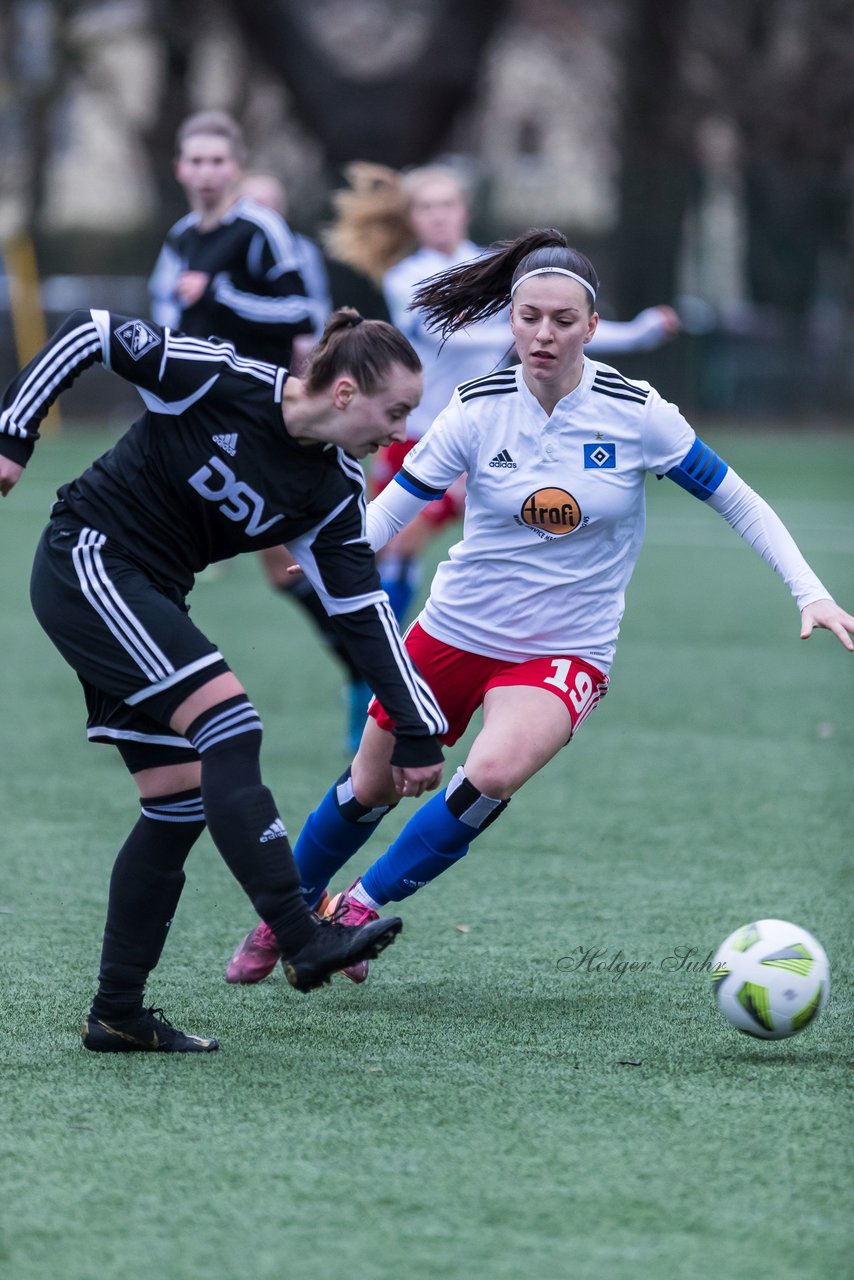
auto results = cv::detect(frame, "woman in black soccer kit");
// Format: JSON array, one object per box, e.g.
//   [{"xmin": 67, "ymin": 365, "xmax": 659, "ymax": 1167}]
[{"xmin": 0, "ymin": 307, "xmax": 447, "ymax": 1052}]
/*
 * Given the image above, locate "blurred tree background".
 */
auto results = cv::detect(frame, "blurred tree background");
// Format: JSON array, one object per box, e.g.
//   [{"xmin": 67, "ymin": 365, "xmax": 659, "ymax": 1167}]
[{"xmin": 1, "ymin": 0, "xmax": 853, "ymax": 416}]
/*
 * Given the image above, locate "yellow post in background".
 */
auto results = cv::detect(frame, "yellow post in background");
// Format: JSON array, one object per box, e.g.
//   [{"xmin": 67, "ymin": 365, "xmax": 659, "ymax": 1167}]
[{"xmin": 3, "ymin": 234, "xmax": 61, "ymax": 433}]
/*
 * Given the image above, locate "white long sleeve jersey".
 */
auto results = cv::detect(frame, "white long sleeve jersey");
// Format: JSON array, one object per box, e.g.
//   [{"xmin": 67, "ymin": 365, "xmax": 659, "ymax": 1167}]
[{"xmin": 367, "ymin": 359, "xmax": 829, "ymax": 671}]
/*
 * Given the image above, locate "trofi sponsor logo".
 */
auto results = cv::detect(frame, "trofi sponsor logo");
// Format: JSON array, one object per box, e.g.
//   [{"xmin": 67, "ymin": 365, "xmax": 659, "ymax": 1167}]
[{"xmin": 515, "ymin": 486, "xmax": 583, "ymax": 539}]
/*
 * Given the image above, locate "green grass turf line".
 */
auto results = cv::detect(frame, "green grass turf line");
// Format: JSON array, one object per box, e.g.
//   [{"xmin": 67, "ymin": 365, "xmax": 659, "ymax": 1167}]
[{"xmin": 0, "ymin": 426, "xmax": 852, "ymax": 1280}]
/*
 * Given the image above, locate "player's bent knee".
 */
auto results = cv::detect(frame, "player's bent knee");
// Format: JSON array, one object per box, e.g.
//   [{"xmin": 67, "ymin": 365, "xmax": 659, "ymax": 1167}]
[
  {"xmin": 460, "ymin": 758, "xmax": 516, "ymax": 803},
  {"xmin": 349, "ymin": 767, "xmax": 398, "ymax": 811},
  {"xmin": 335, "ymin": 767, "xmax": 397, "ymax": 822},
  {"xmin": 170, "ymin": 672, "xmax": 247, "ymax": 736},
  {"xmin": 350, "ymin": 728, "xmax": 397, "ymax": 808},
  {"xmin": 134, "ymin": 761, "xmax": 202, "ymax": 798}
]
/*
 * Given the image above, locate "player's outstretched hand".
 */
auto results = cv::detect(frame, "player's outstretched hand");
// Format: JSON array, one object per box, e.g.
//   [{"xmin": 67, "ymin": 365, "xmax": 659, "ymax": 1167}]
[
  {"xmin": 392, "ymin": 762, "xmax": 444, "ymax": 798},
  {"xmin": 654, "ymin": 304, "xmax": 682, "ymax": 337},
  {"xmin": 0, "ymin": 457, "xmax": 24, "ymax": 497},
  {"xmin": 176, "ymin": 270, "xmax": 211, "ymax": 306},
  {"xmin": 800, "ymin": 598, "xmax": 854, "ymax": 651}
]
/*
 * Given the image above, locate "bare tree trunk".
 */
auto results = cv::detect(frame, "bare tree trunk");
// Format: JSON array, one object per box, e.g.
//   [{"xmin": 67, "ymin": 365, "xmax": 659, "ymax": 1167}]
[
  {"xmin": 226, "ymin": 0, "xmax": 510, "ymax": 167},
  {"xmin": 739, "ymin": 0, "xmax": 854, "ymax": 313},
  {"xmin": 612, "ymin": 0, "xmax": 700, "ymax": 313},
  {"xmin": 0, "ymin": 0, "xmax": 78, "ymax": 234},
  {"xmin": 136, "ymin": 0, "xmax": 203, "ymax": 228}
]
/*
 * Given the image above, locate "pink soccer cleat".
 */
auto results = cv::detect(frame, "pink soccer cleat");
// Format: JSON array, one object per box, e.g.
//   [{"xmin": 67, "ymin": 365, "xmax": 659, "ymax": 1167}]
[
  {"xmin": 323, "ymin": 882, "xmax": 380, "ymax": 983},
  {"xmin": 225, "ymin": 921, "xmax": 281, "ymax": 984},
  {"xmin": 225, "ymin": 892, "xmax": 331, "ymax": 984}
]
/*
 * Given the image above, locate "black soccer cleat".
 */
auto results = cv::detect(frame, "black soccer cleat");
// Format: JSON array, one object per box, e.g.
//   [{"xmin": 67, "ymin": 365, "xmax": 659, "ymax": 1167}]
[
  {"xmin": 81, "ymin": 1006, "xmax": 219, "ymax": 1053},
  {"xmin": 281, "ymin": 916, "xmax": 403, "ymax": 993}
]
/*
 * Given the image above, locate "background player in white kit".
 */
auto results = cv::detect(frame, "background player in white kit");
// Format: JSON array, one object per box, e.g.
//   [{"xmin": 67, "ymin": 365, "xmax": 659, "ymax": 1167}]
[{"xmin": 226, "ymin": 227, "xmax": 853, "ymax": 986}]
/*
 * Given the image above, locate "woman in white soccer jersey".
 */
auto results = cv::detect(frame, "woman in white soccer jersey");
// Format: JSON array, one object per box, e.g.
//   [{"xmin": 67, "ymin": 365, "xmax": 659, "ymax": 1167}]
[{"xmin": 226, "ymin": 228, "xmax": 853, "ymax": 985}]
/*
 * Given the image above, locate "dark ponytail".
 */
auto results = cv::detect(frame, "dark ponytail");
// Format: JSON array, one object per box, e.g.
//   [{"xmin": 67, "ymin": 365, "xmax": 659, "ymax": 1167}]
[
  {"xmin": 411, "ymin": 228, "xmax": 599, "ymax": 337},
  {"xmin": 302, "ymin": 306, "xmax": 421, "ymax": 393}
]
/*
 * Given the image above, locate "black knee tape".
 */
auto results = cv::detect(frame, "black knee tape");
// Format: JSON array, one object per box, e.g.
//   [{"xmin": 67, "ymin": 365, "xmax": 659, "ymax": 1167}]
[
  {"xmin": 334, "ymin": 767, "xmax": 396, "ymax": 824},
  {"xmin": 445, "ymin": 767, "xmax": 509, "ymax": 831}
]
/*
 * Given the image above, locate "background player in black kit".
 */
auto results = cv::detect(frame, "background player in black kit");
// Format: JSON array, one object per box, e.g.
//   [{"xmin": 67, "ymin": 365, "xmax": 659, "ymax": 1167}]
[
  {"xmin": 152, "ymin": 113, "xmax": 368, "ymax": 749},
  {"xmin": 148, "ymin": 110, "xmax": 316, "ymax": 367},
  {"xmin": 0, "ymin": 307, "xmax": 447, "ymax": 1053}
]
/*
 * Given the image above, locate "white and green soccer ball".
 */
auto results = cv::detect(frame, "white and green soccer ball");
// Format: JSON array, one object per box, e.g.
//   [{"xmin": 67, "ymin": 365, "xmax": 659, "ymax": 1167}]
[{"xmin": 711, "ymin": 919, "xmax": 830, "ymax": 1040}]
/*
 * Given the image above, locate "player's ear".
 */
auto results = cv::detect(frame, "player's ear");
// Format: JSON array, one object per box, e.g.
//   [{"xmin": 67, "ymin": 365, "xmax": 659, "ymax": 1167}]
[{"xmin": 332, "ymin": 376, "xmax": 357, "ymax": 409}]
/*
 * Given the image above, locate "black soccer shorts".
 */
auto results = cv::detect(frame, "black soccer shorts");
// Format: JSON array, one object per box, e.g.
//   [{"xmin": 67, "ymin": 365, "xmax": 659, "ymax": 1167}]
[{"xmin": 30, "ymin": 519, "xmax": 230, "ymax": 767}]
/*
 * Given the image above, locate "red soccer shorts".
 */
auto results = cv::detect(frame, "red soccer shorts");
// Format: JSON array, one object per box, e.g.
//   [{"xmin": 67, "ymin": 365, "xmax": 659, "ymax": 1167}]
[{"xmin": 369, "ymin": 621, "xmax": 608, "ymax": 746}]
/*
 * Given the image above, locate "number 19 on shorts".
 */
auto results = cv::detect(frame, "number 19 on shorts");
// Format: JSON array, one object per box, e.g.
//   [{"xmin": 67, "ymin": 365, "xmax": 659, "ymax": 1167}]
[{"xmin": 542, "ymin": 657, "xmax": 608, "ymax": 734}]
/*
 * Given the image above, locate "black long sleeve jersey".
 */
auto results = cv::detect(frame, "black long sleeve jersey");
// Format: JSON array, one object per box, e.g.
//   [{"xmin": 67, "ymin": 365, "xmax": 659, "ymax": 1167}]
[
  {"xmin": 0, "ymin": 310, "xmax": 446, "ymax": 763},
  {"xmin": 148, "ymin": 198, "xmax": 316, "ymax": 365}
]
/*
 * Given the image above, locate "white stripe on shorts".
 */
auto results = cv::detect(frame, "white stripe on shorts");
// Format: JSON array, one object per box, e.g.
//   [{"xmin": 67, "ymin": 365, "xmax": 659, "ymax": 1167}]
[
  {"xmin": 124, "ymin": 651, "xmax": 225, "ymax": 705},
  {"xmin": 72, "ymin": 528, "xmax": 174, "ymax": 682}
]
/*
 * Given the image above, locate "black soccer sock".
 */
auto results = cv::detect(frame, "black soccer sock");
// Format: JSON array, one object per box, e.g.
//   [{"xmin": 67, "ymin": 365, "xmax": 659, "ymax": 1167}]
[
  {"xmin": 187, "ymin": 696, "xmax": 316, "ymax": 953},
  {"xmin": 91, "ymin": 789, "xmax": 206, "ymax": 1022}
]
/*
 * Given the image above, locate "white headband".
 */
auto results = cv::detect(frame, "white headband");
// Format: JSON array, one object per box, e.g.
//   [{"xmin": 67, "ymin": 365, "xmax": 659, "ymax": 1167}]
[{"xmin": 510, "ymin": 266, "xmax": 597, "ymax": 300}]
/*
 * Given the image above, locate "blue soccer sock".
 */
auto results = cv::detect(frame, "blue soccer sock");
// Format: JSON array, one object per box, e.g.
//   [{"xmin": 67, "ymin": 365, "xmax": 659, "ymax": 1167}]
[
  {"xmin": 380, "ymin": 555, "xmax": 421, "ymax": 627},
  {"xmin": 361, "ymin": 768, "xmax": 509, "ymax": 905},
  {"xmin": 293, "ymin": 768, "xmax": 395, "ymax": 907}
]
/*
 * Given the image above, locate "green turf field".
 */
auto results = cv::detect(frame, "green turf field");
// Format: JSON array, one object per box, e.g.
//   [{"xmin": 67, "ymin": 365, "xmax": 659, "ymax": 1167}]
[{"xmin": 1, "ymin": 426, "xmax": 852, "ymax": 1280}]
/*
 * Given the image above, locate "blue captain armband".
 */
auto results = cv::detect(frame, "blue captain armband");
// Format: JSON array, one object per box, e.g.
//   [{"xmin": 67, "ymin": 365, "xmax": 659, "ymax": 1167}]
[
  {"xmin": 665, "ymin": 437, "xmax": 728, "ymax": 500},
  {"xmin": 394, "ymin": 466, "xmax": 447, "ymax": 502}
]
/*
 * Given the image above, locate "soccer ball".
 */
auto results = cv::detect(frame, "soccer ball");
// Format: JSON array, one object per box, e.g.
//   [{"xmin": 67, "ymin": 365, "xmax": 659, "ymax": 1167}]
[{"xmin": 711, "ymin": 919, "xmax": 829, "ymax": 1040}]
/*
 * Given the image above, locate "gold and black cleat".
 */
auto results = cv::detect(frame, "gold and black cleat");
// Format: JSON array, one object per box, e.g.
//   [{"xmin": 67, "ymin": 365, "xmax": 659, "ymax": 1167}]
[
  {"xmin": 82, "ymin": 1006, "xmax": 219, "ymax": 1053},
  {"xmin": 282, "ymin": 915, "xmax": 403, "ymax": 993}
]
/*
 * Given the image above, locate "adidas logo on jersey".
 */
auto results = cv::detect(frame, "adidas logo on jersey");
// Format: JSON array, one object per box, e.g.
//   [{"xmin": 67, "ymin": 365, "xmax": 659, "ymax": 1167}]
[
  {"xmin": 489, "ymin": 449, "xmax": 517, "ymax": 469},
  {"xmin": 259, "ymin": 818, "xmax": 287, "ymax": 843},
  {"xmin": 213, "ymin": 433, "xmax": 239, "ymax": 457}
]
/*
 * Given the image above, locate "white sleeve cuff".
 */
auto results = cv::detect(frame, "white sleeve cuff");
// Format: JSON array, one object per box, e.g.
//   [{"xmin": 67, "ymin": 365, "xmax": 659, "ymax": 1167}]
[{"xmin": 366, "ymin": 481, "xmax": 431, "ymax": 552}]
